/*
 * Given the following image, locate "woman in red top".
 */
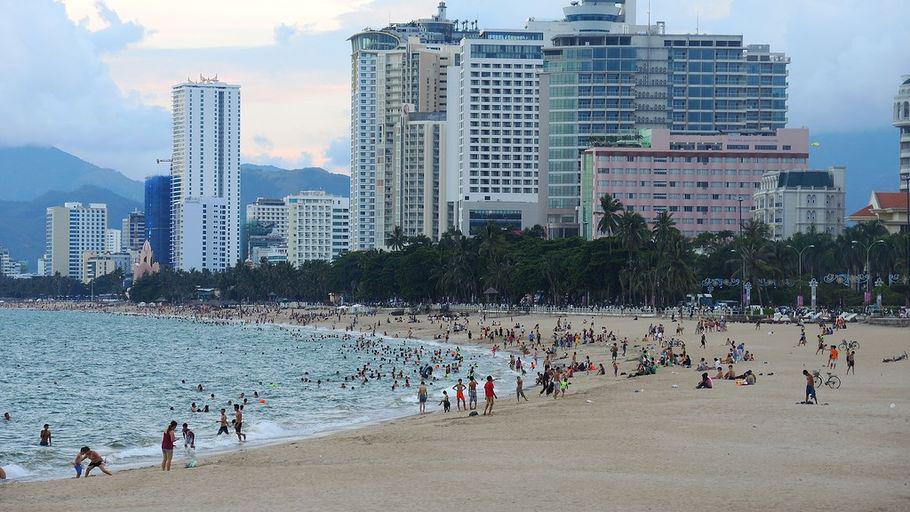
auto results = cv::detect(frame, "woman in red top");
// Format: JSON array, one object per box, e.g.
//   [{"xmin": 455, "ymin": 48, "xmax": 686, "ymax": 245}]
[{"xmin": 161, "ymin": 420, "xmax": 178, "ymax": 471}]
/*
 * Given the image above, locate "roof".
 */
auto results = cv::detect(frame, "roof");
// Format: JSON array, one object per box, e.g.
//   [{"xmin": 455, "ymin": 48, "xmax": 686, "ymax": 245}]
[
  {"xmin": 847, "ymin": 205, "xmax": 875, "ymax": 220},
  {"xmin": 873, "ymin": 192, "xmax": 909, "ymax": 210},
  {"xmin": 777, "ymin": 171, "xmax": 833, "ymax": 189}
]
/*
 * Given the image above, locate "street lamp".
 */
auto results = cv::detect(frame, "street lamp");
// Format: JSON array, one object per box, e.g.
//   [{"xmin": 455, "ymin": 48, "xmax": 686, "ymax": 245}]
[
  {"xmin": 851, "ymin": 239, "xmax": 886, "ymax": 294},
  {"xmin": 787, "ymin": 244, "xmax": 815, "ymax": 306},
  {"xmin": 737, "ymin": 196, "xmax": 744, "ymax": 236}
]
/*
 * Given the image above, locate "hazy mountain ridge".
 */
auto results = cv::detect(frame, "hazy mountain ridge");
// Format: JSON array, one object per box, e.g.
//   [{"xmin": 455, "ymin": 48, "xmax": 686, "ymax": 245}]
[{"xmin": 0, "ymin": 146, "xmax": 350, "ymax": 267}]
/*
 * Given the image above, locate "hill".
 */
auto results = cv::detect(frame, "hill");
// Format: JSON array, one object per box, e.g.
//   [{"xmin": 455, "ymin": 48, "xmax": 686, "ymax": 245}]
[{"xmin": 0, "ymin": 146, "xmax": 144, "ymax": 203}]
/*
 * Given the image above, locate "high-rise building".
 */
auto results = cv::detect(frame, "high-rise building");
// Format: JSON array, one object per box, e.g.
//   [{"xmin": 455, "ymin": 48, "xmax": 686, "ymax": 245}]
[
  {"xmin": 895, "ymin": 75, "xmax": 910, "ymax": 190},
  {"xmin": 349, "ymin": 3, "xmax": 475, "ymax": 250},
  {"xmin": 536, "ymin": 0, "xmax": 789, "ymax": 237},
  {"xmin": 0, "ymin": 246, "xmax": 20, "ymax": 277},
  {"xmin": 81, "ymin": 251, "xmax": 131, "ymax": 284},
  {"xmin": 286, "ymin": 191, "xmax": 350, "ymax": 264},
  {"xmin": 396, "ymin": 109, "xmax": 448, "ymax": 239},
  {"xmin": 446, "ymin": 29, "xmax": 545, "ymax": 234},
  {"xmin": 105, "ymin": 228, "xmax": 122, "ymax": 254},
  {"xmin": 145, "ymin": 175, "xmax": 172, "ymax": 267},
  {"xmin": 583, "ymin": 128, "xmax": 808, "ymax": 238},
  {"xmin": 246, "ymin": 198, "xmax": 288, "ymax": 238},
  {"xmin": 45, "ymin": 202, "xmax": 108, "ymax": 280},
  {"xmin": 753, "ymin": 166, "xmax": 846, "ymax": 240},
  {"xmin": 170, "ymin": 76, "xmax": 241, "ymax": 271},
  {"xmin": 121, "ymin": 210, "xmax": 146, "ymax": 251}
]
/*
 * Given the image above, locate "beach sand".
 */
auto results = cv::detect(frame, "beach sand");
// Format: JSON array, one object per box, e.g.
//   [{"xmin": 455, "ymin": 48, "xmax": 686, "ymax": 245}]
[{"xmin": 3, "ymin": 309, "xmax": 909, "ymax": 511}]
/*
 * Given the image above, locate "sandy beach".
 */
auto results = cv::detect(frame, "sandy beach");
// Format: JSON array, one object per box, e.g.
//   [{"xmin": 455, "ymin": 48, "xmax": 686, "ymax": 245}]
[{"xmin": 2, "ymin": 305, "xmax": 909, "ymax": 511}]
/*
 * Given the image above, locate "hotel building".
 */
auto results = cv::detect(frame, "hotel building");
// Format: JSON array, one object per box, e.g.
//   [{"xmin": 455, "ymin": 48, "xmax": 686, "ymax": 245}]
[
  {"xmin": 45, "ymin": 202, "xmax": 108, "ymax": 280},
  {"xmin": 286, "ymin": 191, "xmax": 350, "ymax": 264},
  {"xmin": 583, "ymin": 128, "xmax": 808, "ymax": 238}
]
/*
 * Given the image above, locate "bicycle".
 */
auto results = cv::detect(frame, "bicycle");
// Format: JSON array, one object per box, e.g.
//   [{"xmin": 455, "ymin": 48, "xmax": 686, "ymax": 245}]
[
  {"xmin": 812, "ymin": 369, "xmax": 841, "ymax": 390},
  {"xmin": 839, "ymin": 339, "xmax": 860, "ymax": 351}
]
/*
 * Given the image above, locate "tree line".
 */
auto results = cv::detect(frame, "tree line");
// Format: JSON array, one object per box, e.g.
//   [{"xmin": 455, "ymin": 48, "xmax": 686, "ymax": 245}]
[{"xmin": 3, "ymin": 194, "xmax": 908, "ymax": 308}]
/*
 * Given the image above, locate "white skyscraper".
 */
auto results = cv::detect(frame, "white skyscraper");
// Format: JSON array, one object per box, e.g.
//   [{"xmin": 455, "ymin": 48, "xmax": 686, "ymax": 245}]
[
  {"xmin": 170, "ymin": 76, "xmax": 241, "ymax": 271},
  {"xmin": 446, "ymin": 29, "xmax": 545, "ymax": 234},
  {"xmin": 45, "ymin": 202, "xmax": 108, "ymax": 280},
  {"xmin": 286, "ymin": 191, "xmax": 350, "ymax": 264},
  {"xmin": 246, "ymin": 198, "xmax": 288, "ymax": 238},
  {"xmin": 105, "ymin": 228, "xmax": 122, "ymax": 254}
]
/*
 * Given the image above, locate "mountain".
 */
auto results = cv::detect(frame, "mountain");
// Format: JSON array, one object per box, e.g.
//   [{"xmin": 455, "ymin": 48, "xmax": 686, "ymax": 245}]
[
  {"xmin": 240, "ymin": 163, "xmax": 350, "ymax": 209},
  {"xmin": 0, "ymin": 185, "xmax": 142, "ymax": 267},
  {"xmin": 0, "ymin": 146, "xmax": 144, "ymax": 203},
  {"xmin": 0, "ymin": 147, "xmax": 350, "ymax": 267}
]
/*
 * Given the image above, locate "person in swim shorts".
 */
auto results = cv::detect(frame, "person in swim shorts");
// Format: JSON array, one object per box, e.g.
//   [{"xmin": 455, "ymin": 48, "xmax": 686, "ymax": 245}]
[
  {"xmin": 452, "ymin": 379, "xmax": 467, "ymax": 411},
  {"xmin": 217, "ymin": 408, "xmax": 230, "ymax": 435},
  {"xmin": 468, "ymin": 377, "xmax": 478, "ymax": 411},
  {"xmin": 78, "ymin": 446, "xmax": 112, "ymax": 476},
  {"xmin": 234, "ymin": 404, "xmax": 246, "ymax": 441},
  {"xmin": 482, "ymin": 376, "xmax": 497, "ymax": 416},
  {"xmin": 803, "ymin": 370, "xmax": 818, "ymax": 404},
  {"xmin": 418, "ymin": 381, "xmax": 428, "ymax": 414},
  {"xmin": 39, "ymin": 424, "xmax": 52, "ymax": 446}
]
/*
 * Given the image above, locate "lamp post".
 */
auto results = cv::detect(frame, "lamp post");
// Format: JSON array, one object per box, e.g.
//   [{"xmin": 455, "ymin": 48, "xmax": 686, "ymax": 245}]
[
  {"xmin": 787, "ymin": 244, "xmax": 815, "ymax": 306},
  {"xmin": 737, "ymin": 196, "xmax": 744, "ymax": 236},
  {"xmin": 852, "ymin": 239, "xmax": 885, "ymax": 302}
]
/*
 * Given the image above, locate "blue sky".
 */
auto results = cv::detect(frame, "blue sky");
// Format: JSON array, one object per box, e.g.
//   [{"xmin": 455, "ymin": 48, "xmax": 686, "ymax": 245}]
[{"xmin": 0, "ymin": 0, "xmax": 907, "ymax": 210}]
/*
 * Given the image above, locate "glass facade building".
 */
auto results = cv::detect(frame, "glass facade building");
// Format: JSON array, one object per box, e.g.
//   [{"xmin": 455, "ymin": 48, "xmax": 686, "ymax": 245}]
[
  {"xmin": 145, "ymin": 175, "xmax": 172, "ymax": 267},
  {"xmin": 538, "ymin": 0, "xmax": 789, "ymax": 237}
]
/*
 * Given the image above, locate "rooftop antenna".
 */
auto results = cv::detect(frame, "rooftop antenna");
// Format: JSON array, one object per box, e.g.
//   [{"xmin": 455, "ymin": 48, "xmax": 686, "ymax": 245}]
[
  {"xmin": 647, "ymin": 0, "xmax": 651, "ymax": 28},
  {"xmin": 696, "ymin": 10, "xmax": 700, "ymax": 34}
]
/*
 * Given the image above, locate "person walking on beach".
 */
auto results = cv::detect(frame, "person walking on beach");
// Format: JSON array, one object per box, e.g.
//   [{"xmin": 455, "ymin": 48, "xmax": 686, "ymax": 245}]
[
  {"xmin": 418, "ymin": 381, "xmax": 428, "ymax": 414},
  {"xmin": 183, "ymin": 423, "xmax": 198, "ymax": 468},
  {"xmin": 516, "ymin": 375, "xmax": 528, "ymax": 402},
  {"xmin": 234, "ymin": 404, "xmax": 247, "ymax": 441},
  {"xmin": 468, "ymin": 377, "xmax": 478, "ymax": 410},
  {"xmin": 39, "ymin": 424, "xmax": 52, "ymax": 446},
  {"xmin": 846, "ymin": 350, "xmax": 855, "ymax": 375},
  {"xmin": 438, "ymin": 391, "xmax": 451, "ymax": 413},
  {"xmin": 78, "ymin": 446, "xmax": 112, "ymax": 477},
  {"xmin": 803, "ymin": 370, "xmax": 818, "ymax": 405},
  {"xmin": 217, "ymin": 408, "xmax": 230, "ymax": 435},
  {"xmin": 452, "ymin": 379, "xmax": 467, "ymax": 411},
  {"xmin": 828, "ymin": 345, "xmax": 839, "ymax": 369},
  {"xmin": 483, "ymin": 376, "xmax": 497, "ymax": 416},
  {"xmin": 161, "ymin": 420, "xmax": 178, "ymax": 471}
]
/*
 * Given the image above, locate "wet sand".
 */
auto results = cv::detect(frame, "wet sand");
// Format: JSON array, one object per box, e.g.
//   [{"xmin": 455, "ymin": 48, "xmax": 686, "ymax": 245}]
[{"xmin": 2, "ymin": 307, "xmax": 909, "ymax": 511}]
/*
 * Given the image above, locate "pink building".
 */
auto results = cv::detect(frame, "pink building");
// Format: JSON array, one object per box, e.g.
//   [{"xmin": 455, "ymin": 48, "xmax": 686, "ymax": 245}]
[{"xmin": 582, "ymin": 128, "xmax": 809, "ymax": 238}]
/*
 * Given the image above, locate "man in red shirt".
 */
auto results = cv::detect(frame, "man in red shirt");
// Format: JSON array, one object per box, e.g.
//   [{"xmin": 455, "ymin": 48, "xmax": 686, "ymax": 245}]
[{"xmin": 483, "ymin": 376, "xmax": 497, "ymax": 416}]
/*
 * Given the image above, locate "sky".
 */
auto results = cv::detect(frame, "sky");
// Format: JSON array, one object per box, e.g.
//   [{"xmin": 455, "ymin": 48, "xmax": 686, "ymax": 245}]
[{"xmin": 0, "ymin": 0, "xmax": 907, "ymax": 206}]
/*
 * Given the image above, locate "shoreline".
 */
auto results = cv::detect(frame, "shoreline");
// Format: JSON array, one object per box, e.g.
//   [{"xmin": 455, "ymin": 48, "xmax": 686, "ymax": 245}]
[
  {"xmin": 3, "ymin": 302, "xmax": 909, "ymax": 512},
  {"xmin": 0, "ymin": 305, "xmax": 518, "ymax": 484}
]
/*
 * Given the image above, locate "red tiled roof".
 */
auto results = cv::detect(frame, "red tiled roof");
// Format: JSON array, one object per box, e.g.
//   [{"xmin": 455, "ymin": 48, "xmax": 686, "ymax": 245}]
[
  {"xmin": 847, "ymin": 205, "xmax": 875, "ymax": 219},
  {"xmin": 874, "ymin": 192, "xmax": 909, "ymax": 210}
]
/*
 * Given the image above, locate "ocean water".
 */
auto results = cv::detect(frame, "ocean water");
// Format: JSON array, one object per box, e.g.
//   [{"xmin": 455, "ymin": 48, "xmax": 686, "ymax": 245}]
[{"xmin": 0, "ymin": 309, "xmax": 509, "ymax": 481}]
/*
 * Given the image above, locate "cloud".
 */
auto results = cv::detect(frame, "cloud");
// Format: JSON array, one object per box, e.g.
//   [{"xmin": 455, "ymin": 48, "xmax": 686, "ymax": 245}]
[
  {"xmin": 253, "ymin": 134, "xmax": 274, "ymax": 150},
  {"xmin": 273, "ymin": 23, "xmax": 298, "ymax": 45},
  {"xmin": 0, "ymin": 0, "xmax": 169, "ymax": 179},
  {"xmin": 323, "ymin": 137, "xmax": 351, "ymax": 171},
  {"xmin": 88, "ymin": 1, "xmax": 147, "ymax": 52}
]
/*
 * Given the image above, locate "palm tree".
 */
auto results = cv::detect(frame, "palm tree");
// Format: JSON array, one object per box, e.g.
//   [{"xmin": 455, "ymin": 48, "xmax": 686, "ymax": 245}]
[
  {"xmin": 386, "ymin": 226, "xmax": 406, "ymax": 251},
  {"xmin": 596, "ymin": 194, "xmax": 624, "ymax": 236},
  {"xmin": 651, "ymin": 211, "xmax": 678, "ymax": 249},
  {"xmin": 616, "ymin": 210, "xmax": 649, "ymax": 253}
]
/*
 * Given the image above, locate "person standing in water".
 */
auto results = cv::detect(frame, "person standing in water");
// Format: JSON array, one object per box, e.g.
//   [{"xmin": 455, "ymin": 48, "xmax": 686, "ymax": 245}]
[
  {"xmin": 39, "ymin": 424, "xmax": 52, "ymax": 446},
  {"xmin": 161, "ymin": 421, "xmax": 177, "ymax": 471},
  {"xmin": 234, "ymin": 404, "xmax": 246, "ymax": 441},
  {"xmin": 417, "ymin": 381, "xmax": 428, "ymax": 414},
  {"xmin": 217, "ymin": 408, "xmax": 230, "ymax": 435}
]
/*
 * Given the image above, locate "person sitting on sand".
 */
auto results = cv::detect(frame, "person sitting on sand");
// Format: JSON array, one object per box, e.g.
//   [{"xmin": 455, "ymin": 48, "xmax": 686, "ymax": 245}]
[
  {"xmin": 723, "ymin": 365, "xmax": 736, "ymax": 380},
  {"xmin": 713, "ymin": 366, "xmax": 724, "ymax": 380},
  {"xmin": 697, "ymin": 358, "xmax": 708, "ymax": 371},
  {"xmin": 696, "ymin": 372, "xmax": 713, "ymax": 389}
]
